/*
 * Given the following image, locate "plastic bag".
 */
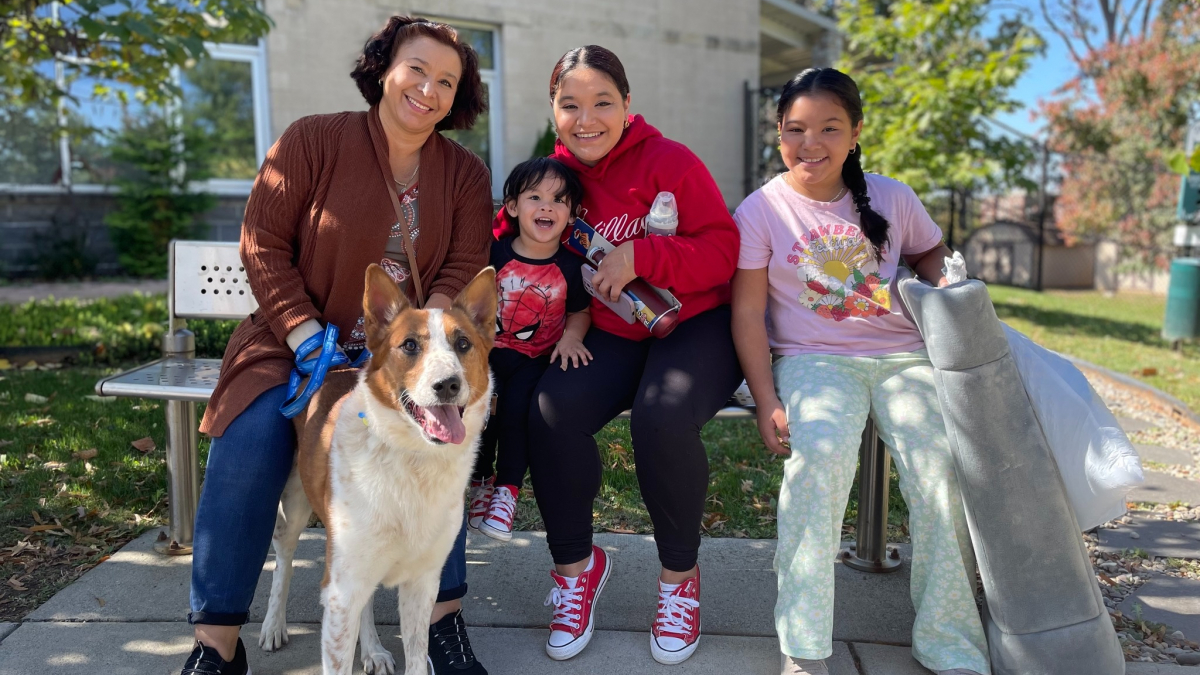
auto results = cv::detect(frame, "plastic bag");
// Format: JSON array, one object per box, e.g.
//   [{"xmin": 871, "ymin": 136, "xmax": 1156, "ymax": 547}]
[
  {"xmin": 944, "ymin": 251, "xmax": 968, "ymax": 284},
  {"xmin": 1002, "ymin": 324, "xmax": 1144, "ymax": 530}
]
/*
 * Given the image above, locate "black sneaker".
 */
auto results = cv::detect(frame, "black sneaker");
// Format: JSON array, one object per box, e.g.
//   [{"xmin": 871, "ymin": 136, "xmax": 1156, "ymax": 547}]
[
  {"xmin": 428, "ymin": 610, "xmax": 488, "ymax": 673},
  {"xmin": 181, "ymin": 638, "xmax": 250, "ymax": 675}
]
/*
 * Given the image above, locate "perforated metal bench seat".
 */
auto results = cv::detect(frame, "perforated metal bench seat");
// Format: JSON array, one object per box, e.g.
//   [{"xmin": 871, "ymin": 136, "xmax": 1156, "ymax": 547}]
[{"xmin": 97, "ymin": 358, "xmax": 222, "ymax": 402}]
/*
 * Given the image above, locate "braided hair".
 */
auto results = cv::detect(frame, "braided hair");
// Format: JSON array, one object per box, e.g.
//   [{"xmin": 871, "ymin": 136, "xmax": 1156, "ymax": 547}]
[{"xmin": 776, "ymin": 68, "xmax": 890, "ymax": 262}]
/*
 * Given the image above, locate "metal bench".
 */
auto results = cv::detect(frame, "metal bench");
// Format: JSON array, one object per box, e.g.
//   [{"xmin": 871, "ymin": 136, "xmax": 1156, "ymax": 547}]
[{"xmin": 97, "ymin": 240, "xmax": 901, "ymax": 572}]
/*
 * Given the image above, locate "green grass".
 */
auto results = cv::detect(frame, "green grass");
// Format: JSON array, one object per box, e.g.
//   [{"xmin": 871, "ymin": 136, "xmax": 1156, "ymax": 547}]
[
  {"xmin": 988, "ymin": 286, "xmax": 1200, "ymax": 410},
  {"xmin": 0, "ymin": 367, "xmax": 214, "ymax": 620}
]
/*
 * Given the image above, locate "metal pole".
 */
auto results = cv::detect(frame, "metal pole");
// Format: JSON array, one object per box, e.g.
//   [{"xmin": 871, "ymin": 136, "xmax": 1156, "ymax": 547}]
[
  {"xmin": 947, "ymin": 188, "xmax": 956, "ymax": 252},
  {"xmin": 744, "ymin": 80, "xmax": 756, "ymax": 198},
  {"xmin": 157, "ymin": 329, "xmax": 198, "ymax": 556},
  {"xmin": 842, "ymin": 417, "xmax": 902, "ymax": 573},
  {"xmin": 1036, "ymin": 144, "xmax": 1048, "ymax": 291}
]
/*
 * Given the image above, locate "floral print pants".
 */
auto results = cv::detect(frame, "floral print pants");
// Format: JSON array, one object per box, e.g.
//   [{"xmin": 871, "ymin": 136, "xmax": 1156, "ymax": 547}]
[{"xmin": 772, "ymin": 351, "xmax": 991, "ymax": 674}]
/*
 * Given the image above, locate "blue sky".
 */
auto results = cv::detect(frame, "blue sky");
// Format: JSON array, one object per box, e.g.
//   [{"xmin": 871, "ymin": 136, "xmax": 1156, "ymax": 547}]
[{"xmin": 988, "ymin": 0, "xmax": 1095, "ymax": 141}]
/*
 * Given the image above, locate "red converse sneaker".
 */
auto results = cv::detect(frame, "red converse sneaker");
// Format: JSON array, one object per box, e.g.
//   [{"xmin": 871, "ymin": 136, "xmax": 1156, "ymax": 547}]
[
  {"xmin": 480, "ymin": 485, "xmax": 518, "ymax": 542},
  {"xmin": 544, "ymin": 545, "xmax": 612, "ymax": 661},
  {"xmin": 467, "ymin": 476, "xmax": 494, "ymax": 533},
  {"xmin": 651, "ymin": 568, "xmax": 701, "ymax": 665}
]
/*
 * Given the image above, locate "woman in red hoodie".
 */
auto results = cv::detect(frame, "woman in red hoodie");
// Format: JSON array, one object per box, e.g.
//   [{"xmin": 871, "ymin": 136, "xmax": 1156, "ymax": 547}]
[{"xmin": 492, "ymin": 45, "xmax": 742, "ymax": 665}]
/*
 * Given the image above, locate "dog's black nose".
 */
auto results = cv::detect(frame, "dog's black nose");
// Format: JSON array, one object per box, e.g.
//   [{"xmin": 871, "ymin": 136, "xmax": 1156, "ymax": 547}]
[{"xmin": 432, "ymin": 376, "xmax": 461, "ymax": 401}]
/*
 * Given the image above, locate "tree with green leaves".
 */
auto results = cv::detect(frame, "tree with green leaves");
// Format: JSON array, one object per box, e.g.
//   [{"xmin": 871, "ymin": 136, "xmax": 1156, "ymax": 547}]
[
  {"xmin": 1, "ymin": 0, "xmax": 271, "ymax": 107},
  {"xmin": 836, "ymin": 0, "xmax": 1043, "ymax": 199},
  {"xmin": 104, "ymin": 114, "xmax": 215, "ymax": 277}
]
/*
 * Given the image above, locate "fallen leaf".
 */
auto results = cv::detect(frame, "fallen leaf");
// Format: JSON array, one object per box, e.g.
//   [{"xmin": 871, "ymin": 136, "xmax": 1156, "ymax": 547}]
[
  {"xmin": 20, "ymin": 360, "xmax": 38, "ymax": 371},
  {"xmin": 28, "ymin": 524, "xmax": 60, "ymax": 533},
  {"xmin": 84, "ymin": 395, "xmax": 115, "ymax": 403},
  {"xmin": 7, "ymin": 576, "xmax": 27, "ymax": 591},
  {"xmin": 0, "ymin": 439, "xmax": 13, "ymax": 448},
  {"xmin": 740, "ymin": 479, "xmax": 754, "ymax": 493},
  {"xmin": 24, "ymin": 393, "xmax": 48, "ymax": 404},
  {"xmin": 94, "ymin": 596, "xmax": 106, "ymax": 607},
  {"xmin": 605, "ymin": 527, "xmax": 637, "ymax": 534},
  {"xmin": 1139, "ymin": 367, "xmax": 1158, "ymax": 377},
  {"xmin": 31, "ymin": 511, "xmax": 43, "ymax": 524},
  {"xmin": 72, "ymin": 448, "xmax": 98, "ymax": 461},
  {"xmin": 42, "ymin": 461, "xmax": 67, "ymax": 471},
  {"xmin": 130, "ymin": 437, "xmax": 156, "ymax": 454},
  {"xmin": 0, "ymin": 359, "xmax": 10, "ymax": 370}
]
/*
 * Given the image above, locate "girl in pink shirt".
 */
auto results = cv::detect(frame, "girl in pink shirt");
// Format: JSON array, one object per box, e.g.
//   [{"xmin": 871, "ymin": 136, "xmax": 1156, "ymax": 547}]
[{"xmin": 731, "ymin": 68, "xmax": 991, "ymax": 675}]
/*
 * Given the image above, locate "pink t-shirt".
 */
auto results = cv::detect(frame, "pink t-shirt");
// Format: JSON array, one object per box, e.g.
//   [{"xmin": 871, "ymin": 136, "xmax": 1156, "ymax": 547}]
[{"xmin": 734, "ymin": 173, "xmax": 943, "ymax": 356}]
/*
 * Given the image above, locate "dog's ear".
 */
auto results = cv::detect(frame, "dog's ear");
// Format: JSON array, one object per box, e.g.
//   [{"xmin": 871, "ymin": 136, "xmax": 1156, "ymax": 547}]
[
  {"xmin": 454, "ymin": 267, "xmax": 497, "ymax": 341},
  {"xmin": 363, "ymin": 264, "xmax": 409, "ymax": 339}
]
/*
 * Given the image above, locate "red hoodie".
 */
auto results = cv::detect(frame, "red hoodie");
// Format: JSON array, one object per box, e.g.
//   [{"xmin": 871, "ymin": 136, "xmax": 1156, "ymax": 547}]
[{"xmin": 493, "ymin": 115, "xmax": 739, "ymax": 341}]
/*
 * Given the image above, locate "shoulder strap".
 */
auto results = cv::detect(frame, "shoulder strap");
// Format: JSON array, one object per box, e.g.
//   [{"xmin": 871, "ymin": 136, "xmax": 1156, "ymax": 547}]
[{"xmin": 373, "ymin": 146, "xmax": 426, "ymax": 308}]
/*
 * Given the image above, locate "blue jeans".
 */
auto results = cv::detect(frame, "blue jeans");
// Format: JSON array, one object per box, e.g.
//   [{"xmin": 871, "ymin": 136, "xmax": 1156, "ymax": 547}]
[{"xmin": 188, "ymin": 384, "xmax": 469, "ymax": 625}]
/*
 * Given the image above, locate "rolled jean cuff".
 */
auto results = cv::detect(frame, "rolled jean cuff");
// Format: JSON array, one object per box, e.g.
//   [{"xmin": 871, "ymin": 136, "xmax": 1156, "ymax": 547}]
[
  {"xmin": 188, "ymin": 610, "xmax": 247, "ymax": 626},
  {"xmin": 436, "ymin": 582, "xmax": 468, "ymax": 603}
]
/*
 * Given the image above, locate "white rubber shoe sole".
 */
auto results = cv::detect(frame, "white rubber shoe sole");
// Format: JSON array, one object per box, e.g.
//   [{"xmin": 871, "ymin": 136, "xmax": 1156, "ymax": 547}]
[
  {"xmin": 479, "ymin": 520, "xmax": 513, "ymax": 542},
  {"xmin": 544, "ymin": 553, "xmax": 613, "ymax": 661},
  {"xmin": 650, "ymin": 624, "xmax": 701, "ymax": 665}
]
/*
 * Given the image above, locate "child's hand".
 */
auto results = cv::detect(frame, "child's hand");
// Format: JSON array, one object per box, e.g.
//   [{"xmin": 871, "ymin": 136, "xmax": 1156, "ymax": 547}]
[
  {"xmin": 756, "ymin": 396, "xmax": 790, "ymax": 455},
  {"xmin": 551, "ymin": 336, "xmax": 593, "ymax": 370}
]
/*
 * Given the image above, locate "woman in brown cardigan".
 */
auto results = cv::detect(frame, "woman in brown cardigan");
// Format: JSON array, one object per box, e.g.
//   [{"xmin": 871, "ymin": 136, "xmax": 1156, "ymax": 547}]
[{"xmin": 180, "ymin": 18, "xmax": 493, "ymax": 675}]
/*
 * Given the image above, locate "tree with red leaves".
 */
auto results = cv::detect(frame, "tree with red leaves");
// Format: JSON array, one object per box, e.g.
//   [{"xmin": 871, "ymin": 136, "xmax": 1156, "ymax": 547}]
[{"xmin": 1039, "ymin": 2, "xmax": 1200, "ymax": 268}]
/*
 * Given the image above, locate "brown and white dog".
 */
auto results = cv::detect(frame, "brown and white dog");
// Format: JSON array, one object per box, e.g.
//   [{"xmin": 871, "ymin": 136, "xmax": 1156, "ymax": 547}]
[{"xmin": 259, "ymin": 264, "xmax": 496, "ymax": 675}]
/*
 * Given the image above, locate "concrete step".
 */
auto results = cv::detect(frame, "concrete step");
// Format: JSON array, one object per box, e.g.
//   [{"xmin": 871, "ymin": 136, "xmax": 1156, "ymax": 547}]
[{"xmin": 28, "ymin": 529, "xmax": 917, "ymax": 646}]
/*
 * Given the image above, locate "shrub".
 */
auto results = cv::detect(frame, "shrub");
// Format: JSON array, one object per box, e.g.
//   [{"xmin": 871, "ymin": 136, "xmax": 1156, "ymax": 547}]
[
  {"xmin": 0, "ymin": 294, "xmax": 238, "ymax": 363},
  {"xmin": 530, "ymin": 119, "xmax": 556, "ymax": 158}
]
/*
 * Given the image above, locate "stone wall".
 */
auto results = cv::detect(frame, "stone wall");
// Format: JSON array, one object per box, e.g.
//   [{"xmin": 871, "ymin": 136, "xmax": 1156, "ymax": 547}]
[{"xmin": 0, "ymin": 191, "xmax": 247, "ymax": 279}]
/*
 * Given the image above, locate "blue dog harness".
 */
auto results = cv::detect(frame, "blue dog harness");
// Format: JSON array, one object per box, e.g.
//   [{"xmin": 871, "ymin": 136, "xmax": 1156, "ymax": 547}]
[{"xmin": 279, "ymin": 325, "xmax": 370, "ymax": 419}]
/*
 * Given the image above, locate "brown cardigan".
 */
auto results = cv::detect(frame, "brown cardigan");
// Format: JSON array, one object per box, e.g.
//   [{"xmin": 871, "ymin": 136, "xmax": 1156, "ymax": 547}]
[{"xmin": 199, "ymin": 107, "xmax": 493, "ymax": 437}]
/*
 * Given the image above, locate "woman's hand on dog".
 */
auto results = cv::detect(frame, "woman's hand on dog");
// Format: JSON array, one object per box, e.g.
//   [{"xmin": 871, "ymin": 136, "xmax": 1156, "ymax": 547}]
[{"xmin": 551, "ymin": 335, "xmax": 593, "ymax": 370}]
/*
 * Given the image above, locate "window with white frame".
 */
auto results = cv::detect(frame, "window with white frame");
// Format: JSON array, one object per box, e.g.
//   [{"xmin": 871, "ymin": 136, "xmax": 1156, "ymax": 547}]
[
  {"xmin": 439, "ymin": 20, "xmax": 503, "ymax": 199},
  {"xmin": 0, "ymin": 39, "xmax": 269, "ymax": 193}
]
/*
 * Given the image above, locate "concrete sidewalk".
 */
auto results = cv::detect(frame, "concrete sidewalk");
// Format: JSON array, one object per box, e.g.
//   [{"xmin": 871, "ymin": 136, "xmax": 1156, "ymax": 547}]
[{"xmin": 0, "ymin": 529, "xmax": 1191, "ymax": 674}]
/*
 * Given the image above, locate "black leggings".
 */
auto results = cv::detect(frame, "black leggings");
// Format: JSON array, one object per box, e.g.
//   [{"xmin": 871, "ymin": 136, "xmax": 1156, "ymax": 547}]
[
  {"xmin": 528, "ymin": 305, "xmax": 743, "ymax": 572},
  {"xmin": 474, "ymin": 348, "xmax": 550, "ymax": 488}
]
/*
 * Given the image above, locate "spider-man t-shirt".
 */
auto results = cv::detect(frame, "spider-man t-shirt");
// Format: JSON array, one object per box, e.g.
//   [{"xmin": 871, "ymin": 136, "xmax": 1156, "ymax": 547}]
[{"xmin": 491, "ymin": 237, "xmax": 590, "ymax": 358}]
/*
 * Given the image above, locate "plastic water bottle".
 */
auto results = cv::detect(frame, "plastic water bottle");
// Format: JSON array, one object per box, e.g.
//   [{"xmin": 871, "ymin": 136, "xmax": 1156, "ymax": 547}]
[{"xmin": 645, "ymin": 192, "xmax": 678, "ymax": 237}]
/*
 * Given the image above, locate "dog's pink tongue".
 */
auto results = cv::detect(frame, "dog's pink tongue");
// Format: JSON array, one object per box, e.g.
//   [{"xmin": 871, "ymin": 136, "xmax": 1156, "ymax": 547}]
[{"xmin": 423, "ymin": 405, "xmax": 466, "ymax": 444}]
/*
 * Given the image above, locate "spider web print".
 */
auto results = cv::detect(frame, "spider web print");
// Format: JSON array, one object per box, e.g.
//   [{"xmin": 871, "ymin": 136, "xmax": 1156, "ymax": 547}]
[{"xmin": 494, "ymin": 261, "xmax": 568, "ymax": 357}]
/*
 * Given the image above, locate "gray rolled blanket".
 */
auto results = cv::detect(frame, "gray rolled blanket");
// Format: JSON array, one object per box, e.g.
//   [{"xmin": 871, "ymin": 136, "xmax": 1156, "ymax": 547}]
[{"xmin": 896, "ymin": 278, "xmax": 1123, "ymax": 675}]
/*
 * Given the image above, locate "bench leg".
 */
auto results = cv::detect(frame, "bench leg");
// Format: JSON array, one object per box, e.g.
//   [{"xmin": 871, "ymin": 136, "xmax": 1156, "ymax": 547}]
[
  {"xmin": 841, "ymin": 417, "xmax": 903, "ymax": 573},
  {"xmin": 156, "ymin": 400, "xmax": 200, "ymax": 556}
]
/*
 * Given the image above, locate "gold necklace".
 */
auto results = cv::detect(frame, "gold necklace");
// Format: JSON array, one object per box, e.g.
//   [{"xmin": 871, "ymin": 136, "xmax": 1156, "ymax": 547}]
[
  {"xmin": 785, "ymin": 172, "xmax": 846, "ymax": 203},
  {"xmin": 393, "ymin": 161, "xmax": 420, "ymax": 191}
]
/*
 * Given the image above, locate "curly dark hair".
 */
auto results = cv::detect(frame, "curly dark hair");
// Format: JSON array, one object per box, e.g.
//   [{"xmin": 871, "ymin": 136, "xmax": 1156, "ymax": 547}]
[{"xmin": 350, "ymin": 16, "xmax": 486, "ymax": 131}]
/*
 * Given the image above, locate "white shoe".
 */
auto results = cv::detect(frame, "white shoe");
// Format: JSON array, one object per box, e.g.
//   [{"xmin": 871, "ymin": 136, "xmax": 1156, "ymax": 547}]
[
  {"xmin": 782, "ymin": 654, "xmax": 829, "ymax": 675},
  {"xmin": 479, "ymin": 485, "xmax": 517, "ymax": 542},
  {"xmin": 467, "ymin": 476, "xmax": 493, "ymax": 533}
]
